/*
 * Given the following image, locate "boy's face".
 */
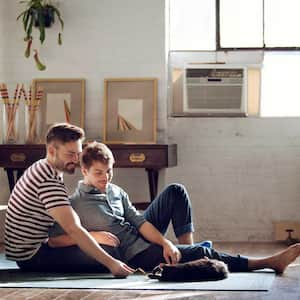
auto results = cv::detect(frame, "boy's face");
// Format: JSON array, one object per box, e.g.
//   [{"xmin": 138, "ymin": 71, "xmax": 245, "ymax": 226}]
[{"xmin": 82, "ymin": 160, "xmax": 113, "ymax": 192}]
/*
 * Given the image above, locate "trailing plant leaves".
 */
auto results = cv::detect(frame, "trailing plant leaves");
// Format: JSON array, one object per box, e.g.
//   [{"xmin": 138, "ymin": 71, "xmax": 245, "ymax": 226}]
[
  {"xmin": 17, "ymin": 0, "xmax": 64, "ymax": 69},
  {"xmin": 33, "ymin": 49, "xmax": 46, "ymax": 71},
  {"xmin": 16, "ymin": 9, "xmax": 27, "ymax": 20},
  {"xmin": 23, "ymin": 11, "xmax": 29, "ymax": 31},
  {"xmin": 24, "ymin": 37, "xmax": 32, "ymax": 58},
  {"xmin": 58, "ymin": 32, "xmax": 62, "ymax": 45},
  {"xmin": 37, "ymin": 9, "xmax": 45, "ymax": 44},
  {"xmin": 26, "ymin": 16, "xmax": 34, "ymax": 40},
  {"xmin": 51, "ymin": 6, "xmax": 64, "ymax": 29}
]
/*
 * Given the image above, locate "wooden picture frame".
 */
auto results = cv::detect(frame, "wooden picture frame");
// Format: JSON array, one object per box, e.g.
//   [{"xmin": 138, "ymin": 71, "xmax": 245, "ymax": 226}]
[
  {"xmin": 103, "ymin": 78, "xmax": 157, "ymax": 144},
  {"xmin": 32, "ymin": 78, "xmax": 85, "ymax": 139}
]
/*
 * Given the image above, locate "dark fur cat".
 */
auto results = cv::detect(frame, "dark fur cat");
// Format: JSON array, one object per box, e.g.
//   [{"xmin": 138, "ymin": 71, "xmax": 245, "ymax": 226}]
[{"xmin": 148, "ymin": 257, "xmax": 229, "ymax": 282}]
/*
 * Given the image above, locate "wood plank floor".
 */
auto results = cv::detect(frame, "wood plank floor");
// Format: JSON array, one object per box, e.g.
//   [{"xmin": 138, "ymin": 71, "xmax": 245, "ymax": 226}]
[{"xmin": 0, "ymin": 242, "xmax": 299, "ymax": 300}]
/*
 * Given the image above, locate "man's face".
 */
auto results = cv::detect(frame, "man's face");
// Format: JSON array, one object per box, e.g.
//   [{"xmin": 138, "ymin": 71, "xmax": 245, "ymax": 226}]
[
  {"xmin": 51, "ymin": 141, "xmax": 82, "ymax": 174},
  {"xmin": 82, "ymin": 160, "xmax": 113, "ymax": 192}
]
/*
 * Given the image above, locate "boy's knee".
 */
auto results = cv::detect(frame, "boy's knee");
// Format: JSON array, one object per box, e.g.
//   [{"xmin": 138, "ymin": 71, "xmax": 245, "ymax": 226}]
[{"xmin": 166, "ymin": 183, "xmax": 187, "ymax": 194}]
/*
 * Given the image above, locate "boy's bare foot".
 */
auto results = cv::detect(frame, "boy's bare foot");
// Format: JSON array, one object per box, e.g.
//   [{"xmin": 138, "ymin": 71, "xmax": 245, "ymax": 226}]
[{"xmin": 268, "ymin": 243, "xmax": 300, "ymax": 274}]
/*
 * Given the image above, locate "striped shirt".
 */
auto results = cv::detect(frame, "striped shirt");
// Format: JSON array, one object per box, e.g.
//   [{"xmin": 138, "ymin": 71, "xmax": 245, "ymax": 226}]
[{"xmin": 4, "ymin": 159, "xmax": 70, "ymax": 261}]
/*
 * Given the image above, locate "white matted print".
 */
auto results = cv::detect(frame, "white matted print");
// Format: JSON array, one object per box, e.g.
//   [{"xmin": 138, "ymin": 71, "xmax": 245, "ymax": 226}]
[
  {"xmin": 117, "ymin": 98, "xmax": 143, "ymax": 131},
  {"xmin": 46, "ymin": 93, "xmax": 71, "ymax": 124},
  {"xmin": 103, "ymin": 78, "xmax": 157, "ymax": 144},
  {"xmin": 32, "ymin": 78, "xmax": 85, "ymax": 141}
]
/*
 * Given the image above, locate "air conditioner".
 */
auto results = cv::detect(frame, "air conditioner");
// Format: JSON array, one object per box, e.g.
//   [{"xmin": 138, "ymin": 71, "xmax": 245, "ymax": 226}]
[{"xmin": 183, "ymin": 65, "xmax": 247, "ymax": 116}]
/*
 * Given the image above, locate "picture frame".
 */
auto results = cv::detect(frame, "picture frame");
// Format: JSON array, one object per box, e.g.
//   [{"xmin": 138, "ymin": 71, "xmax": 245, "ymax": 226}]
[
  {"xmin": 103, "ymin": 78, "xmax": 157, "ymax": 144},
  {"xmin": 32, "ymin": 78, "xmax": 85, "ymax": 139}
]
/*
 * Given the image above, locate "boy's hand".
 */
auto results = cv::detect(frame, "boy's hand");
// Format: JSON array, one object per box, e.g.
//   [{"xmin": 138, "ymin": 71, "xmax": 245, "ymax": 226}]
[
  {"xmin": 91, "ymin": 231, "xmax": 120, "ymax": 247},
  {"xmin": 162, "ymin": 240, "xmax": 181, "ymax": 265},
  {"xmin": 108, "ymin": 259, "xmax": 135, "ymax": 277}
]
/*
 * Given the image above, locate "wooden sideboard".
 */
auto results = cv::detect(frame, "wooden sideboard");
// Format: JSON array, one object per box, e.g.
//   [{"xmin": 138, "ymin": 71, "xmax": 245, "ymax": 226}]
[{"xmin": 0, "ymin": 144, "xmax": 177, "ymax": 210}]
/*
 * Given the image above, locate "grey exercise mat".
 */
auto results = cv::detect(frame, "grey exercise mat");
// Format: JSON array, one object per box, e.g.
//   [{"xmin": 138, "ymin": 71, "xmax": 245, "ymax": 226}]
[{"xmin": 0, "ymin": 254, "xmax": 275, "ymax": 291}]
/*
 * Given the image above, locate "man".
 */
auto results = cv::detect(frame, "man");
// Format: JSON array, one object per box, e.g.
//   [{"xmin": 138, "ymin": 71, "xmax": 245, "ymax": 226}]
[
  {"xmin": 49, "ymin": 142, "xmax": 300, "ymax": 273},
  {"xmin": 4, "ymin": 123, "xmax": 134, "ymax": 276}
]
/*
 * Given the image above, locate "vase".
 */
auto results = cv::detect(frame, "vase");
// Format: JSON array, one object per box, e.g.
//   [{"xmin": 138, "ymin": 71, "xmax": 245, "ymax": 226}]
[
  {"xmin": 25, "ymin": 101, "xmax": 41, "ymax": 144},
  {"xmin": 2, "ymin": 100, "xmax": 20, "ymax": 144}
]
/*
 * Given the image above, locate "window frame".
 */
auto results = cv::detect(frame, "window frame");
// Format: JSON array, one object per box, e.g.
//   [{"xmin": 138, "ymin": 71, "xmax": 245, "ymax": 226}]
[{"xmin": 216, "ymin": 0, "xmax": 300, "ymax": 52}]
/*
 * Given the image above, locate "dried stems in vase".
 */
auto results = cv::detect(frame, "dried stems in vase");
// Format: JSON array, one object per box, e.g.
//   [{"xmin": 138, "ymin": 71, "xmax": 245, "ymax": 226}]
[
  {"xmin": 0, "ymin": 83, "xmax": 21, "ymax": 143},
  {"xmin": 24, "ymin": 85, "xmax": 43, "ymax": 144}
]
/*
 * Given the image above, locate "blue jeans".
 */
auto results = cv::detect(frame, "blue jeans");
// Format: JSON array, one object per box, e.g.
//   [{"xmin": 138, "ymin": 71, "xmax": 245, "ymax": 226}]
[
  {"xmin": 128, "ymin": 244, "xmax": 249, "ymax": 272},
  {"xmin": 129, "ymin": 183, "xmax": 248, "ymax": 272},
  {"xmin": 144, "ymin": 183, "xmax": 194, "ymax": 238}
]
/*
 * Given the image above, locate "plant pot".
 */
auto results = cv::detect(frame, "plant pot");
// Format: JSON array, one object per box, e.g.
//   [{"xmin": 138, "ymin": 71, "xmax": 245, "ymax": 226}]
[{"xmin": 33, "ymin": 6, "xmax": 55, "ymax": 28}]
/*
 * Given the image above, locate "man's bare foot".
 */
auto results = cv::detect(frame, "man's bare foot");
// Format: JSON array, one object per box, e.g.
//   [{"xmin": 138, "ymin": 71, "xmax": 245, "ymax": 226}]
[{"xmin": 268, "ymin": 243, "xmax": 300, "ymax": 274}]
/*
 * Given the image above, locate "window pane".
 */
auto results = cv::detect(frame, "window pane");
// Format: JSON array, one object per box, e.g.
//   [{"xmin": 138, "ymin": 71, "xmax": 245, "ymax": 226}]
[
  {"xmin": 265, "ymin": 0, "xmax": 300, "ymax": 47},
  {"xmin": 169, "ymin": 0, "xmax": 215, "ymax": 51},
  {"xmin": 220, "ymin": 0, "xmax": 263, "ymax": 48},
  {"xmin": 261, "ymin": 52, "xmax": 300, "ymax": 117}
]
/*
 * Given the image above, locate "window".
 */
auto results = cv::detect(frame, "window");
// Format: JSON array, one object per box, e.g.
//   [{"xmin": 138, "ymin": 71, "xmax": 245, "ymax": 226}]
[
  {"xmin": 220, "ymin": 0, "xmax": 263, "ymax": 48},
  {"xmin": 264, "ymin": 0, "xmax": 300, "ymax": 47},
  {"xmin": 169, "ymin": 0, "xmax": 216, "ymax": 51},
  {"xmin": 261, "ymin": 52, "xmax": 300, "ymax": 117},
  {"xmin": 169, "ymin": 0, "xmax": 300, "ymax": 117}
]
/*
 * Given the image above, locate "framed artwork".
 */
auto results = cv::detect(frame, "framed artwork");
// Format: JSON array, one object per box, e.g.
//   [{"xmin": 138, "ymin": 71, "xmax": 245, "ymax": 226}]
[
  {"xmin": 103, "ymin": 78, "xmax": 157, "ymax": 144},
  {"xmin": 32, "ymin": 78, "xmax": 85, "ymax": 139}
]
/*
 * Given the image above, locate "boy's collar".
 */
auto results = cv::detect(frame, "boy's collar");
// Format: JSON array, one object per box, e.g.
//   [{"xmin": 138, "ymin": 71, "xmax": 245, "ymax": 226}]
[{"xmin": 78, "ymin": 180, "xmax": 109, "ymax": 193}]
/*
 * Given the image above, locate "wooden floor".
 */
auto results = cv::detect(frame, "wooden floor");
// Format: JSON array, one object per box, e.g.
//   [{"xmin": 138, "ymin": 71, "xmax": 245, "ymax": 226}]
[{"xmin": 0, "ymin": 242, "xmax": 299, "ymax": 300}]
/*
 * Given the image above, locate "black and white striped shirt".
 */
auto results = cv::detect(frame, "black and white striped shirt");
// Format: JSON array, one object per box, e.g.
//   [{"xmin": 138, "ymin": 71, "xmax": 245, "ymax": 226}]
[{"xmin": 4, "ymin": 159, "xmax": 70, "ymax": 261}]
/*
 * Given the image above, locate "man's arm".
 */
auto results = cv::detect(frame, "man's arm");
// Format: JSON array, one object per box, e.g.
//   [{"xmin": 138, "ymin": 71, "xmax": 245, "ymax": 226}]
[
  {"xmin": 48, "ymin": 205, "xmax": 133, "ymax": 276},
  {"xmin": 139, "ymin": 221, "xmax": 181, "ymax": 264},
  {"xmin": 48, "ymin": 231, "xmax": 120, "ymax": 248}
]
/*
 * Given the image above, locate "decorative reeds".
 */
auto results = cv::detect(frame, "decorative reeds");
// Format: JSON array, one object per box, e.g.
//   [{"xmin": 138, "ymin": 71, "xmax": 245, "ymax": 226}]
[
  {"xmin": 24, "ymin": 85, "xmax": 43, "ymax": 144},
  {"xmin": 0, "ymin": 83, "xmax": 21, "ymax": 143}
]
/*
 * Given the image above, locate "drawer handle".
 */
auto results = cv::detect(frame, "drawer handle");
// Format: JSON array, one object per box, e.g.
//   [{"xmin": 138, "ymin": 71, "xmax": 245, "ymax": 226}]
[
  {"xmin": 10, "ymin": 153, "xmax": 26, "ymax": 162},
  {"xmin": 129, "ymin": 153, "xmax": 146, "ymax": 163}
]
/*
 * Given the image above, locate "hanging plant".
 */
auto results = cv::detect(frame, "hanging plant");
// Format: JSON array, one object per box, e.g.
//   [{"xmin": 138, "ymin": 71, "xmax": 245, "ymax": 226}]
[{"xmin": 17, "ymin": 0, "xmax": 64, "ymax": 70}]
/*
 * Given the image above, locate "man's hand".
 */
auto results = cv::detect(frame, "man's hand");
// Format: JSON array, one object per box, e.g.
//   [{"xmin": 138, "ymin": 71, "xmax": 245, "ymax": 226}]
[
  {"xmin": 91, "ymin": 231, "xmax": 120, "ymax": 247},
  {"xmin": 108, "ymin": 258, "xmax": 135, "ymax": 277},
  {"xmin": 162, "ymin": 240, "xmax": 181, "ymax": 264}
]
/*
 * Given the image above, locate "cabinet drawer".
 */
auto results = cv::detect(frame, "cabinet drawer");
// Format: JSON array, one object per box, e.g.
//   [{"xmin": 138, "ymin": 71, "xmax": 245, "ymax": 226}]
[
  {"xmin": 0, "ymin": 145, "xmax": 46, "ymax": 168},
  {"xmin": 112, "ymin": 148, "xmax": 168, "ymax": 168}
]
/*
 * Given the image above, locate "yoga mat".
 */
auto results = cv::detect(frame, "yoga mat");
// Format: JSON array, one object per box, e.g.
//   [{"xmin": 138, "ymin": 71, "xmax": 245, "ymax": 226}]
[{"xmin": 0, "ymin": 254, "xmax": 275, "ymax": 291}]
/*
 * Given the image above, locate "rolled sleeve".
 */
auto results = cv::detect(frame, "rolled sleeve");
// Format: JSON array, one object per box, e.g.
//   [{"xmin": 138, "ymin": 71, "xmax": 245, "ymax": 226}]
[{"xmin": 48, "ymin": 221, "xmax": 66, "ymax": 237}]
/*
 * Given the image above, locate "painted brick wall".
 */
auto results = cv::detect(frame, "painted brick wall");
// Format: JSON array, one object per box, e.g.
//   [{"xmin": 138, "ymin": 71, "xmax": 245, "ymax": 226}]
[{"xmin": 1, "ymin": 0, "xmax": 300, "ymax": 242}]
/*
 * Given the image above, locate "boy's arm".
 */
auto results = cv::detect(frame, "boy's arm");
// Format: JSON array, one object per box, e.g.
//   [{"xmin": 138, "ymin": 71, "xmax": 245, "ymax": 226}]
[
  {"xmin": 48, "ymin": 231, "xmax": 120, "ymax": 248},
  {"xmin": 138, "ymin": 221, "xmax": 181, "ymax": 264}
]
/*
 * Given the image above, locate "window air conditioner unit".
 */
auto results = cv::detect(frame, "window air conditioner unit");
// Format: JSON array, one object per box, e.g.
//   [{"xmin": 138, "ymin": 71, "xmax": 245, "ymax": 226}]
[{"xmin": 183, "ymin": 65, "xmax": 247, "ymax": 116}]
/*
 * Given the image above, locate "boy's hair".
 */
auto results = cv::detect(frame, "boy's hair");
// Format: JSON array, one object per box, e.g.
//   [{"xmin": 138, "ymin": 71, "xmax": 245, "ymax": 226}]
[
  {"xmin": 81, "ymin": 141, "xmax": 115, "ymax": 169},
  {"xmin": 46, "ymin": 123, "xmax": 85, "ymax": 145}
]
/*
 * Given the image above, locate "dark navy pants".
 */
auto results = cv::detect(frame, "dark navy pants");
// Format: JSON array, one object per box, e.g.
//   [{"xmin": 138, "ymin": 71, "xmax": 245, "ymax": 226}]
[
  {"xmin": 144, "ymin": 183, "xmax": 194, "ymax": 237},
  {"xmin": 128, "ymin": 243, "xmax": 249, "ymax": 272}
]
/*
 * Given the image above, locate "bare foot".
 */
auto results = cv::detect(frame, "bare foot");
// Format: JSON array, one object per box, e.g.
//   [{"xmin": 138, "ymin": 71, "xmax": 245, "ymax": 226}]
[{"xmin": 268, "ymin": 243, "xmax": 300, "ymax": 274}]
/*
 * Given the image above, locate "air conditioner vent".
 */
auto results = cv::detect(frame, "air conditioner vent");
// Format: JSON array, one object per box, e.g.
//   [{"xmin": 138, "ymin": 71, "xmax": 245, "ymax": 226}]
[{"xmin": 183, "ymin": 65, "xmax": 247, "ymax": 116}]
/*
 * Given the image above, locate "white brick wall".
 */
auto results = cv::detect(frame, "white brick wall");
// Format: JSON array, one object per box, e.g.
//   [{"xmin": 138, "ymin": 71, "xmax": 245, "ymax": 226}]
[{"xmin": 1, "ymin": 0, "xmax": 300, "ymax": 242}]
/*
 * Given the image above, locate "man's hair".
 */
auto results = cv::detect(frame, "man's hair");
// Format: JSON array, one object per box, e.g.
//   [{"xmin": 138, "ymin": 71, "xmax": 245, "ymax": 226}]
[
  {"xmin": 46, "ymin": 123, "xmax": 85, "ymax": 145},
  {"xmin": 81, "ymin": 141, "xmax": 115, "ymax": 169}
]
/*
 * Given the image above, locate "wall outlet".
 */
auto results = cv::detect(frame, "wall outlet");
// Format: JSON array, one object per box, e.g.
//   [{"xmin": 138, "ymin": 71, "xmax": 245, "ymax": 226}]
[{"xmin": 274, "ymin": 221, "xmax": 300, "ymax": 241}]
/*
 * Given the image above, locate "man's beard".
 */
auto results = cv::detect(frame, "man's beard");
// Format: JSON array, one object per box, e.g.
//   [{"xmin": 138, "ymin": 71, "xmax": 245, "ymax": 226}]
[
  {"xmin": 63, "ymin": 162, "xmax": 77, "ymax": 174},
  {"xmin": 54, "ymin": 158, "xmax": 78, "ymax": 174}
]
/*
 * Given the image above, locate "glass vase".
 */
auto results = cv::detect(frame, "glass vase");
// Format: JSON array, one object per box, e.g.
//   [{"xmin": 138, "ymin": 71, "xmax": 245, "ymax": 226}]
[
  {"xmin": 2, "ymin": 100, "xmax": 20, "ymax": 144},
  {"xmin": 25, "ymin": 101, "xmax": 41, "ymax": 144}
]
